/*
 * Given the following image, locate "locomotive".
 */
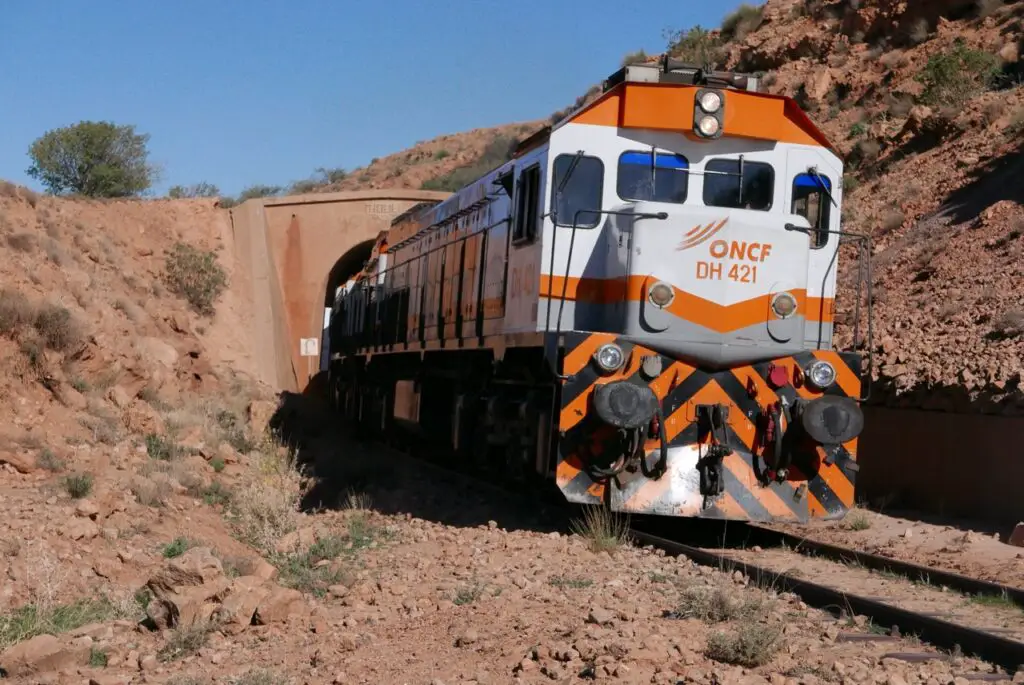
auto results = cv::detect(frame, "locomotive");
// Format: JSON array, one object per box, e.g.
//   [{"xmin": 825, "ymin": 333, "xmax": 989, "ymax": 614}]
[{"xmin": 325, "ymin": 57, "xmax": 872, "ymax": 523}]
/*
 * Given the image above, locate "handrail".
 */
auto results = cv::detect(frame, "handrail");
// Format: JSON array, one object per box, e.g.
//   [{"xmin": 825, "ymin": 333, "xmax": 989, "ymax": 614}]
[{"xmin": 785, "ymin": 223, "xmax": 873, "ymax": 402}]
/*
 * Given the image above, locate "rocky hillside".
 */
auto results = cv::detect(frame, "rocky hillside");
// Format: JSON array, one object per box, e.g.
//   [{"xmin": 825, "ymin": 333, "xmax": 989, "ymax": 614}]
[{"xmin": 312, "ymin": 121, "xmax": 541, "ymax": 194}]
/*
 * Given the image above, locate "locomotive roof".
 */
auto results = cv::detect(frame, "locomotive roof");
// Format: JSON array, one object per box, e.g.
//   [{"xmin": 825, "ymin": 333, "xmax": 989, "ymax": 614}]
[{"xmin": 384, "ymin": 58, "xmax": 837, "ymax": 250}]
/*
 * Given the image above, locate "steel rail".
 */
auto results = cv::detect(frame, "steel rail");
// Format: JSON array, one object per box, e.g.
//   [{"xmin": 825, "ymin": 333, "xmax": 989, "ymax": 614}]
[
  {"xmin": 629, "ymin": 529, "xmax": 1024, "ymax": 675},
  {"xmin": 747, "ymin": 524, "xmax": 1024, "ymax": 608}
]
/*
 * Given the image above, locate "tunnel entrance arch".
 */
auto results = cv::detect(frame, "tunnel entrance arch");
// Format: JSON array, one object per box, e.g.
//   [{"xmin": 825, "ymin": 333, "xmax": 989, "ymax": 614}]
[
  {"xmin": 318, "ymin": 238, "xmax": 377, "ymax": 373},
  {"xmin": 323, "ymin": 238, "xmax": 376, "ymax": 307}
]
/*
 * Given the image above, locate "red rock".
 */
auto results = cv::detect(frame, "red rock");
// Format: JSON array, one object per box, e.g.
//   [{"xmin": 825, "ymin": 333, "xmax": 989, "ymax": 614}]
[
  {"xmin": 219, "ymin": 575, "xmax": 272, "ymax": 626},
  {"xmin": 0, "ymin": 451, "xmax": 35, "ymax": 474},
  {"xmin": 253, "ymin": 586, "xmax": 307, "ymax": 625},
  {"xmin": 0, "ymin": 634, "xmax": 91, "ymax": 677}
]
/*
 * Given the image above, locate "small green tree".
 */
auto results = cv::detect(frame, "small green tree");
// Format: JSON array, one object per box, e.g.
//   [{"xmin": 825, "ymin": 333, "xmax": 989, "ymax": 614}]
[
  {"xmin": 26, "ymin": 121, "xmax": 155, "ymax": 197},
  {"xmin": 168, "ymin": 182, "xmax": 220, "ymax": 199}
]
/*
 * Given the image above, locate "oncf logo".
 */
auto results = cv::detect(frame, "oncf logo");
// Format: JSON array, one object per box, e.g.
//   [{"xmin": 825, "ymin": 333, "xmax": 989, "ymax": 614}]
[
  {"xmin": 708, "ymin": 240, "xmax": 772, "ymax": 262},
  {"xmin": 676, "ymin": 219, "xmax": 727, "ymax": 251}
]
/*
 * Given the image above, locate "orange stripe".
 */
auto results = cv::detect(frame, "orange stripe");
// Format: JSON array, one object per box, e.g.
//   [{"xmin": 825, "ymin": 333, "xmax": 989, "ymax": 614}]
[
  {"xmin": 562, "ymin": 333, "xmax": 616, "ymax": 376},
  {"xmin": 539, "ymin": 275, "xmax": 835, "ymax": 331},
  {"xmin": 814, "ymin": 447, "xmax": 855, "ymax": 507},
  {"xmin": 712, "ymin": 491, "xmax": 747, "ymax": 519},
  {"xmin": 721, "ymin": 453, "xmax": 798, "ymax": 521},
  {"xmin": 677, "ymin": 219, "xmax": 727, "ymax": 250}
]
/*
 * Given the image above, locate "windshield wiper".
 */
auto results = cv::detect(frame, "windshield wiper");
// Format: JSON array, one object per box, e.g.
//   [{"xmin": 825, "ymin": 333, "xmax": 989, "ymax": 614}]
[{"xmin": 808, "ymin": 165, "xmax": 838, "ymax": 208}]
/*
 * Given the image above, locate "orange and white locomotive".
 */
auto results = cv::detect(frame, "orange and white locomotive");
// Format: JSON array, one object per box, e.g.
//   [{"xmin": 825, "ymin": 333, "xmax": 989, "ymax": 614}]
[{"xmin": 326, "ymin": 57, "xmax": 872, "ymax": 523}]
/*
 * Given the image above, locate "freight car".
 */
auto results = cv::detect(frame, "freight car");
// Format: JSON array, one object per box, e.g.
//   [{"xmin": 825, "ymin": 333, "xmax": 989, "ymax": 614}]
[{"xmin": 325, "ymin": 57, "xmax": 873, "ymax": 523}]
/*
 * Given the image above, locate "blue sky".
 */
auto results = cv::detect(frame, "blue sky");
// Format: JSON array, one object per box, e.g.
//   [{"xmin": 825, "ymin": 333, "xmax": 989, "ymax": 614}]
[{"xmin": 0, "ymin": 1, "xmax": 752, "ymax": 198}]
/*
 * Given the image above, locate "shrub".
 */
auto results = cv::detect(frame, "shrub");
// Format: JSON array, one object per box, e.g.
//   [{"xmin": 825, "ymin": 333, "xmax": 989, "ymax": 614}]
[
  {"xmin": 665, "ymin": 26, "xmax": 725, "ymax": 66},
  {"xmin": 721, "ymin": 4, "xmax": 764, "ymax": 42},
  {"xmin": 33, "ymin": 304, "xmax": 83, "ymax": 351},
  {"xmin": 0, "ymin": 290, "xmax": 36, "ymax": 336},
  {"xmin": 706, "ymin": 622, "xmax": 784, "ymax": 667},
  {"xmin": 916, "ymin": 41, "xmax": 1000, "ymax": 107},
  {"xmin": 162, "ymin": 537, "xmax": 193, "ymax": 558},
  {"xmin": 236, "ymin": 185, "xmax": 283, "ymax": 203},
  {"xmin": 26, "ymin": 121, "xmax": 155, "ymax": 197},
  {"xmin": 7, "ymin": 233, "xmax": 36, "ymax": 252},
  {"xmin": 168, "ymin": 182, "xmax": 219, "ymax": 199},
  {"xmin": 621, "ymin": 49, "xmax": 648, "ymax": 66},
  {"xmin": 164, "ymin": 242, "xmax": 227, "ymax": 315},
  {"xmin": 62, "ymin": 473, "xmax": 93, "ymax": 498}
]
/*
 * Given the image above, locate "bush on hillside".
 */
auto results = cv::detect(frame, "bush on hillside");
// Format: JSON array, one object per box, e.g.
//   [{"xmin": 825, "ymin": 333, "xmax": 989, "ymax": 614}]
[
  {"xmin": 720, "ymin": 4, "xmax": 764, "ymax": 42},
  {"xmin": 420, "ymin": 135, "xmax": 520, "ymax": 192},
  {"xmin": 621, "ymin": 49, "xmax": 649, "ymax": 66},
  {"xmin": 164, "ymin": 242, "xmax": 228, "ymax": 316},
  {"xmin": 916, "ymin": 41, "xmax": 1000, "ymax": 107},
  {"xmin": 664, "ymin": 26, "xmax": 726, "ymax": 67},
  {"xmin": 236, "ymin": 185, "xmax": 283, "ymax": 203},
  {"xmin": 168, "ymin": 182, "xmax": 220, "ymax": 199},
  {"xmin": 26, "ymin": 121, "xmax": 155, "ymax": 197}
]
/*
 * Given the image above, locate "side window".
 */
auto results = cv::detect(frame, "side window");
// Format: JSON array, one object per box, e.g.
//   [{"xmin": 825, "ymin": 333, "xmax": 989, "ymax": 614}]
[
  {"xmin": 513, "ymin": 164, "xmax": 541, "ymax": 243},
  {"xmin": 551, "ymin": 154, "xmax": 604, "ymax": 228},
  {"xmin": 703, "ymin": 158, "xmax": 774, "ymax": 211},
  {"xmin": 792, "ymin": 173, "xmax": 831, "ymax": 248},
  {"xmin": 617, "ymin": 151, "xmax": 688, "ymax": 204}
]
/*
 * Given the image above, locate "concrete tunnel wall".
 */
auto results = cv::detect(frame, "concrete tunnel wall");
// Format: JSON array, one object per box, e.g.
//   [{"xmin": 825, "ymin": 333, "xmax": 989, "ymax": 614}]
[{"xmin": 229, "ymin": 189, "xmax": 450, "ymax": 393}]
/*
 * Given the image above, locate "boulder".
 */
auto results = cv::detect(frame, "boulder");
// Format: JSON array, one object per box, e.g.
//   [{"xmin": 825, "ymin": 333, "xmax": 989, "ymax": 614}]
[{"xmin": 0, "ymin": 634, "xmax": 91, "ymax": 677}]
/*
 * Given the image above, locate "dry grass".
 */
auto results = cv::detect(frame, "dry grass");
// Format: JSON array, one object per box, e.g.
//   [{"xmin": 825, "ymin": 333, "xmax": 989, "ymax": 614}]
[
  {"xmin": 230, "ymin": 670, "xmax": 289, "ymax": 685},
  {"xmin": 992, "ymin": 309, "xmax": 1024, "ymax": 337},
  {"xmin": 670, "ymin": 580, "xmax": 770, "ymax": 623},
  {"xmin": 569, "ymin": 505, "xmax": 630, "ymax": 555},
  {"xmin": 225, "ymin": 437, "xmax": 307, "ymax": 552},
  {"xmin": 881, "ymin": 209, "xmax": 906, "ymax": 233},
  {"xmin": 158, "ymin": 619, "xmax": 220, "ymax": 662},
  {"xmin": 7, "ymin": 233, "xmax": 36, "ymax": 252},
  {"xmin": 131, "ymin": 475, "xmax": 174, "ymax": 508},
  {"xmin": 706, "ymin": 621, "xmax": 784, "ymax": 667},
  {"xmin": 843, "ymin": 508, "xmax": 872, "ymax": 531},
  {"xmin": 0, "ymin": 541, "xmax": 140, "ymax": 651},
  {"xmin": 0, "ymin": 289, "xmax": 37, "ymax": 336}
]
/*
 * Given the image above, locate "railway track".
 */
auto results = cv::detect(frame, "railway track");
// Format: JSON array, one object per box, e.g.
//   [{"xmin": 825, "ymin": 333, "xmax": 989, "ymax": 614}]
[
  {"xmin": 298, "ymin": 422, "xmax": 1024, "ymax": 680},
  {"xmin": 628, "ymin": 527, "xmax": 1024, "ymax": 677}
]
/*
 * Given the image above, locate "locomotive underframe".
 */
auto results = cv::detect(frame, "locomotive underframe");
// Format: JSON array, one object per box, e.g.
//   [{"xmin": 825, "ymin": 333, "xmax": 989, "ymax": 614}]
[{"xmin": 327, "ymin": 330, "xmax": 863, "ymax": 523}]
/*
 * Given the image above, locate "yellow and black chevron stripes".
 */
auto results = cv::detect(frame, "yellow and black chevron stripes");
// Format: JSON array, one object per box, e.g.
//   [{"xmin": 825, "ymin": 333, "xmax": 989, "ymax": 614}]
[{"xmin": 554, "ymin": 332, "xmax": 863, "ymax": 523}]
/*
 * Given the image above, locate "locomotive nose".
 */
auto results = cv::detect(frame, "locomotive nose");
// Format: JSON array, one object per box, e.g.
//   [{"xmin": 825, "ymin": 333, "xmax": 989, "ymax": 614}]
[{"xmin": 592, "ymin": 381, "xmax": 659, "ymax": 430}]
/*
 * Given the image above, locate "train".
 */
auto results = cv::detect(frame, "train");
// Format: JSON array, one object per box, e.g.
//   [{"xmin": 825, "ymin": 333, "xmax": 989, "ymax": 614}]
[{"xmin": 324, "ymin": 56, "xmax": 873, "ymax": 523}]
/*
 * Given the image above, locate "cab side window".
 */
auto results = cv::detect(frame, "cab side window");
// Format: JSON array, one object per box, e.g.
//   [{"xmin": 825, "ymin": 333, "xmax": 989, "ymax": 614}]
[
  {"xmin": 791, "ymin": 173, "xmax": 831, "ymax": 248},
  {"xmin": 513, "ymin": 164, "xmax": 541, "ymax": 243}
]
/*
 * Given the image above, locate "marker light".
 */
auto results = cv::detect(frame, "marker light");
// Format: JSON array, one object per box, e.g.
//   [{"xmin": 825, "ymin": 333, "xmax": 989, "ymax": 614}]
[
  {"xmin": 699, "ymin": 91, "xmax": 722, "ymax": 113},
  {"xmin": 771, "ymin": 292, "xmax": 798, "ymax": 319},
  {"xmin": 594, "ymin": 343, "xmax": 625, "ymax": 373},
  {"xmin": 648, "ymin": 281, "xmax": 675, "ymax": 308},
  {"xmin": 698, "ymin": 116, "xmax": 720, "ymax": 137},
  {"xmin": 807, "ymin": 360, "xmax": 837, "ymax": 390}
]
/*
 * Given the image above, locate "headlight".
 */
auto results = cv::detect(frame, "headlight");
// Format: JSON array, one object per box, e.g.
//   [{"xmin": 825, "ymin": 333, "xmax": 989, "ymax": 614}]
[
  {"xmin": 647, "ymin": 281, "xmax": 674, "ymax": 308},
  {"xmin": 771, "ymin": 292, "xmax": 798, "ymax": 319},
  {"xmin": 699, "ymin": 91, "xmax": 722, "ymax": 113},
  {"xmin": 593, "ymin": 343, "xmax": 625, "ymax": 373},
  {"xmin": 697, "ymin": 115, "xmax": 720, "ymax": 137},
  {"xmin": 807, "ymin": 360, "xmax": 836, "ymax": 390}
]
